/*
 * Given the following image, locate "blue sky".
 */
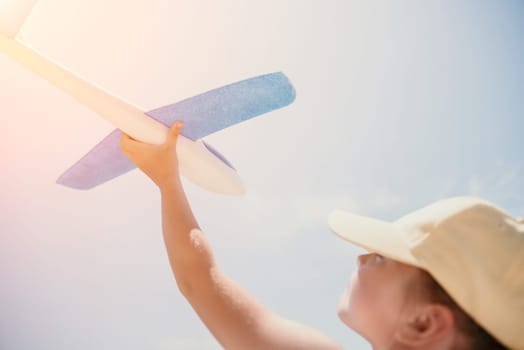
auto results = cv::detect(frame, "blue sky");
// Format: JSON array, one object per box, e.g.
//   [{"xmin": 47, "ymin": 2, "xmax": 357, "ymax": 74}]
[{"xmin": 1, "ymin": 0, "xmax": 523, "ymax": 349}]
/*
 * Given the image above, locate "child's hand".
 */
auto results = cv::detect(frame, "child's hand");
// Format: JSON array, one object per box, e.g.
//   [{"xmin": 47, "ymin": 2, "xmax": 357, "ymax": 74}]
[{"xmin": 120, "ymin": 121, "xmax": 184, "ymax": 188}]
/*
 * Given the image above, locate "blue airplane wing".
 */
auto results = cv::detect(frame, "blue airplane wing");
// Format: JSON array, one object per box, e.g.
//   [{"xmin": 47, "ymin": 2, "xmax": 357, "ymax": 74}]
[{"xmin": 56, "ymin": 72, "xmax": 296, "ymax": 190}]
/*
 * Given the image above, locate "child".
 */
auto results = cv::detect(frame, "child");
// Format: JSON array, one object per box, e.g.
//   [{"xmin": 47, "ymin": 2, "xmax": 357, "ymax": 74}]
[{"xmin": 120, "ymin": 122, "xmax": 523, "ymax": 350}]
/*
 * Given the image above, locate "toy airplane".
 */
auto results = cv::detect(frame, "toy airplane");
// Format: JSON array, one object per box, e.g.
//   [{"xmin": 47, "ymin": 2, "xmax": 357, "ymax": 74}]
[
  {"xmin": 0, "ymin": 0, "xmax": 296, "ymax": 195},
  {"xmin": 56, "ymin": 73, "xmax": 295, "ymax": 195}
]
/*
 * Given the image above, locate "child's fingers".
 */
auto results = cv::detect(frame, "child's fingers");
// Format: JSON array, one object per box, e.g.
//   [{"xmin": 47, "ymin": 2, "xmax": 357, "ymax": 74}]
[{"xmin": 120, "ymin": 133, "xmax": 139, "ymax": 154}]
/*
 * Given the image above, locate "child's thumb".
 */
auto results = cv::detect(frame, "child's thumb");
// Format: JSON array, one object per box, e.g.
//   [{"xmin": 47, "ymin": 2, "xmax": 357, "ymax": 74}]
[{"xmin": 167, "ymin": 121, "xmax": 184, "ymax": 145}]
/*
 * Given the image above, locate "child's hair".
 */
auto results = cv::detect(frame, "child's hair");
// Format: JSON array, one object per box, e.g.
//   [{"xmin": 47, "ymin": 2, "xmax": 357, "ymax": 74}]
[{"xmin": 420, "ymin": 270, "xmax": 508, "ymax": 350}]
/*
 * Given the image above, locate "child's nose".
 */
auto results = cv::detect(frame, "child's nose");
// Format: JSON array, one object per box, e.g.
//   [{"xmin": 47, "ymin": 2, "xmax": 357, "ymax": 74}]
[{"xmin": 357, "ymin": 253, "xmax": 372, "ymax": 266}]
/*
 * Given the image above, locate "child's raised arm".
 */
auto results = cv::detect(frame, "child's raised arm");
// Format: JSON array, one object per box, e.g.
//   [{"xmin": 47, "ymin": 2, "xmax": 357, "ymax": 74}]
[{"xmin": 120, "ymin": 122, "xmax": 341, "ymax": 350}]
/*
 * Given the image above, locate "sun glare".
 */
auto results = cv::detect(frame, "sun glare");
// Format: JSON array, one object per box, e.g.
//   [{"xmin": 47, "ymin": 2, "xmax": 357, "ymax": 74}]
[{"xmin": 0, "ymin": 0, "xmax": 38, "ymax": 37}]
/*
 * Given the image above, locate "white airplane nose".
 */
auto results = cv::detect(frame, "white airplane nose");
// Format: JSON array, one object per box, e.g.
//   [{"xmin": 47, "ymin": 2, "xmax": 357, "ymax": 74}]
[{"xmin": 177, "ymin": 136, "xmax": 245, "ymax": 196}]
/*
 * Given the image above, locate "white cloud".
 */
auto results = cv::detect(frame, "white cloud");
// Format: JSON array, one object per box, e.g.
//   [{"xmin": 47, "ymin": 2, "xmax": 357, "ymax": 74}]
[
  {"xmin": 466, "ymin": 162, "xmax": 522, "ymax": 201},
  {"xmin": 467, "ymin": 175, "xmax": 483, "ymax": 196}
]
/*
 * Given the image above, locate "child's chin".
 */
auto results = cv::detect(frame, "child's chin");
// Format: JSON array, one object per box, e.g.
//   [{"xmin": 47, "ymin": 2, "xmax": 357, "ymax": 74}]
[{"xmin": 336, "ymin": 291, "xmax": 352, "ymax": 327}]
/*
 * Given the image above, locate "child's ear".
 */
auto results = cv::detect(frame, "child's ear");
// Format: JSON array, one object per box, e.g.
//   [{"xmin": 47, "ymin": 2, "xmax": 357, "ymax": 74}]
[{"xmin": 394, "ymin": 304, "xmax": 454, "ymax": 347}]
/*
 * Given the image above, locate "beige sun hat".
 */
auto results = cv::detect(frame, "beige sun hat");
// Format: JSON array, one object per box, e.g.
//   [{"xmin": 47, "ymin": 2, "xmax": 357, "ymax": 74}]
[{"xmin": 328, "ymin": 196, "xmax": 524, "ymax": 350}]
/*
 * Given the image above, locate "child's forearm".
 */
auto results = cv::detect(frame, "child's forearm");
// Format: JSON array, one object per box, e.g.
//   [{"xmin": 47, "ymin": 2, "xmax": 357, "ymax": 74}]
[
  {"xmin": 159, "ymin": 177, "xmax": 215, "ymax": 294},
  {"xmin": 157, "ymin": 176, "xmax": 342, "ymax": 350},
  {"xmin": 158, "ymin": 178, "xmax": 273, "ymax": 348}
]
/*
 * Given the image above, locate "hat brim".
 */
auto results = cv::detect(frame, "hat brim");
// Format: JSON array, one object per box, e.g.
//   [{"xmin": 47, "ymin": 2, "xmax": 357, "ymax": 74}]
[{"xmin": 328, "ymin": 209, "xmax": 418, "ymax": 267}]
